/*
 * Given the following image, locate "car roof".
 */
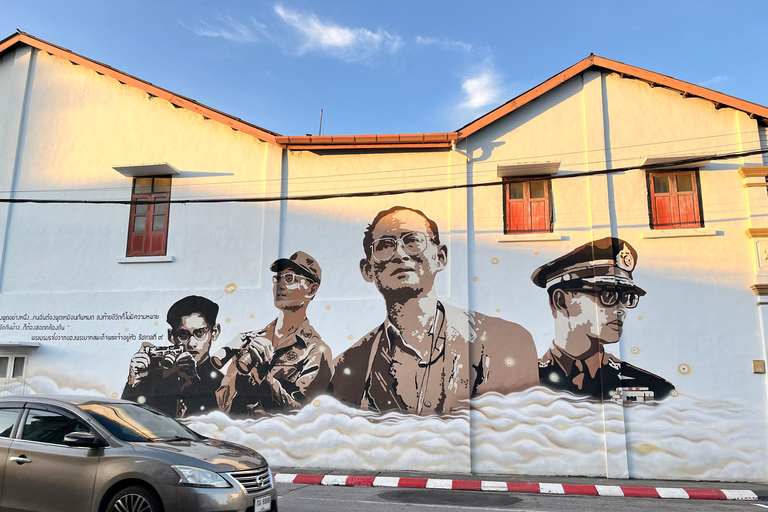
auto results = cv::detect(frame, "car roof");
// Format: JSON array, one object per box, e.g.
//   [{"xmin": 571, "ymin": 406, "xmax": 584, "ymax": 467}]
[{"xmin": 0, "ymin": 394, "xmax": 133, "ymax": 406}]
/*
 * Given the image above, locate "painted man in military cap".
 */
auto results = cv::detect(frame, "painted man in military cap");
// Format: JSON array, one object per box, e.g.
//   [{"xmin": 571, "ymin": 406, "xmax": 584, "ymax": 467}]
[
  {"xmin": 330, "ymin": 206, "xmax": 539, "ymax": 415},
  {"xmin": 215, "ymin": 251, "xmax": 332, "ymax": 415},
  {"xmin": 532, "ymin": 237, "xmax": 674, "ymax": 401}
]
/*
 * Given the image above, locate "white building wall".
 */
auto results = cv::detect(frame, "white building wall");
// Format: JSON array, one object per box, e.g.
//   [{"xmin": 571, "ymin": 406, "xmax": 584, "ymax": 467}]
[{"xmin": 0, "ymin": 46, "xmax": 766, "ymax": 481}]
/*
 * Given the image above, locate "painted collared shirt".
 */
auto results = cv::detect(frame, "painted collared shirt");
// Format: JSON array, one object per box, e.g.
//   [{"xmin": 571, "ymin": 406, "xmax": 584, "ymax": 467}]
[
  {"xmin": 217, "ymin": 318, "xmax": 332, "ymax": 415},
  {"xmin": 538, "ymin": 344, "xmax": 675, "ymax": 400},
  {"xmin": 330, "ymin": 302, "xmax": 540, "ymax": 415}
]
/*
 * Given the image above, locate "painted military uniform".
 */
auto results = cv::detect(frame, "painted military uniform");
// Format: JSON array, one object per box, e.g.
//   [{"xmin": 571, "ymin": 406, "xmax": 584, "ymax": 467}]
[
  {"xmin": 531, "ymin": 237, "xmax": 675, "ymax": 402},
  {"xmin": 330, "ymin": 301, "xmax": 539, "ymax": 415},
  {"xmin": 217, "ymin": 318, "xmax": 332, "ymax": 415},
  {"xmin": 538, "ymin": 344, "xmax": 674, "ymax": 400}
]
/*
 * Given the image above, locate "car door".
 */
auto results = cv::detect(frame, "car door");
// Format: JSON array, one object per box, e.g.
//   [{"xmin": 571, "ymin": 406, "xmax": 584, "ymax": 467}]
[
  {"xmin": 2, "ymin": 406, "xmax": 102, "ymax": 512},
  {"xmin": 0, "ymin": 404, "xmax": 24, "ymax": 503}
]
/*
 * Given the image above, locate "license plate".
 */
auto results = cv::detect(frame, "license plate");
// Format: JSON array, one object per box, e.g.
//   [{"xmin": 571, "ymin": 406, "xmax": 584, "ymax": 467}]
[{"xmin": 254, "ymin": 496, "xmax": 271, "ymax": 512}]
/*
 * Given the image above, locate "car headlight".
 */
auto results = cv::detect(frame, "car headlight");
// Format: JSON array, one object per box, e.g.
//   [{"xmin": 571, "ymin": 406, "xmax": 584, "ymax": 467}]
[
  {"xmin": 268, "ymin": 467, "xmax": 274, "ymax": 487},
  {"xmin": 172, "ymin": 465, "xmax": 231, "ymax": 488}
]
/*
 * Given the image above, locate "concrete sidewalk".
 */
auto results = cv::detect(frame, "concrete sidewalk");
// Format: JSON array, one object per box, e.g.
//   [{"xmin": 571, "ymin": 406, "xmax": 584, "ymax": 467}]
[{"xmin": 272, "ymin": 466, "xmax": 768, "ymax": 501}]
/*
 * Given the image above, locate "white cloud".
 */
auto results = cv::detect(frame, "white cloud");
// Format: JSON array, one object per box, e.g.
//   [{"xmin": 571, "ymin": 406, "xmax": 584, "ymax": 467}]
[
  {"xmin": 460, "ymin": 71, "xmax": 503, "ymax": 110},
  {"xmin": 181, "ymin": 13, "xmax": 259, "ymax": 43},
  {"xmin": 273, "ymin": 4, "xmax": 402, "ymax": 62},
  {"xmin": 698, "ymin": 75, "xmax": 732, "ymax": 89},
  {"xmin": 415, "ymin": 36, "xmax": 472, "ymax": 52}
]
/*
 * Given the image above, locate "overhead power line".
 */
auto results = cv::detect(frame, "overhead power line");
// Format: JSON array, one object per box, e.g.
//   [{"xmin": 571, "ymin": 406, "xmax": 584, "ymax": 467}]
[
  {"xmin": 0, "ymin": 149, "xmax": 765, "ymax": 206},
  {"xmin": 0, "ymin": 129, "xmax": 762, "ymax": 197}
]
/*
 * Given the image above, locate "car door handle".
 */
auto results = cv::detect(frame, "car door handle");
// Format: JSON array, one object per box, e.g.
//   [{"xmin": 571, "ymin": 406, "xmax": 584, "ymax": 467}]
[{"xmin": 10, "ymin": 456, "xmax": 31, "ymax": 464}]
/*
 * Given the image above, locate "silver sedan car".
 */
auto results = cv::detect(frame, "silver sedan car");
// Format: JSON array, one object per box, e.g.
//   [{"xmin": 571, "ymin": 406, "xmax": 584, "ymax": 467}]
[{"xmin": 0, "ymin": 395, "xmax": 278, "ymax": 512}]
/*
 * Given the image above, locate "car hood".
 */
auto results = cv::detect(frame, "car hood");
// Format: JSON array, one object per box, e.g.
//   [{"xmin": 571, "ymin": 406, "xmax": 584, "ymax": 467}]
[{"xmin": 132, "ymin": 437, "xmax": 268, "ymax": 472}]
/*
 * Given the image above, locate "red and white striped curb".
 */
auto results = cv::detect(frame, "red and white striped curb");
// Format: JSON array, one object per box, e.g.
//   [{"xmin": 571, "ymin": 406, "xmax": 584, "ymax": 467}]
[{"xmin": 273, "ymin": 473, "xmax": 759, "ymax": 501}]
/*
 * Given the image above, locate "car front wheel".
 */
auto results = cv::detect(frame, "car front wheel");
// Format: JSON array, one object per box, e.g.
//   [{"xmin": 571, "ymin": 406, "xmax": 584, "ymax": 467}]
[{"xmin": 107, "ymin": 485, "xmax": 161, "ymax": 512}]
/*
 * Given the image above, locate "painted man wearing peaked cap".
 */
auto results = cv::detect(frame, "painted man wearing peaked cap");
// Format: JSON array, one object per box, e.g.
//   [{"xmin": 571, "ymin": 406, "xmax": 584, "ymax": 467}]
[
  {"xmin": 215, "ymin": 251, "xmax": 332, "ymax": 415},
  {"xmin": 532, "ymin": 237, "xmax": 675, "ymax": 401},
  {"xmin": 330, "ymin": 206, "xmax": 539, "ymax": 415}
]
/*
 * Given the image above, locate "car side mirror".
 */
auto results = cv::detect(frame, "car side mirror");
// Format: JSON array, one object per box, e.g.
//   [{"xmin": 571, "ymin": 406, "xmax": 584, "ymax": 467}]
[{"xmin": 63, "ymin": 431, "xmax": 104, "ymax": 447}]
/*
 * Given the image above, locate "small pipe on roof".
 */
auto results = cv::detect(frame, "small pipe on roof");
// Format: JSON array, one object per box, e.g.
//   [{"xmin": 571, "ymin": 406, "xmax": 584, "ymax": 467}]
[{"xmin": 451, "ymin": 140, "xmax": 471, "ymax": 162}]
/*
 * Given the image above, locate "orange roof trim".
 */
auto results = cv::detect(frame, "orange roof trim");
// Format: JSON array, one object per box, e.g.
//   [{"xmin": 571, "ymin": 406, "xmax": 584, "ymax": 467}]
[
  {"xmin": 3, "ymin": 32, "xmax": 768, "ymax": 151},
  {"xmin": 457, "ymin": 55, "xmax": 768, "ymax": 139},
  {"xmin": 275, "ymin": 132, "xmax": 458, "ymax": 150},
  {"xmin": 0, "ymin": 31, "xmax": 280, "ymax": 145}
]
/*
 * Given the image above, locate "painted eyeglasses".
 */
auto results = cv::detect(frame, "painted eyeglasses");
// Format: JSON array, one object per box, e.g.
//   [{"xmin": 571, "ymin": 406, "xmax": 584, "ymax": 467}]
[
  {"xmin": 173, "ymin": 327, "xmax": 209, "ymax": 342},
  {"xmin": 371, "ymin": 232, "xmax": 430, "ymax": 262}
]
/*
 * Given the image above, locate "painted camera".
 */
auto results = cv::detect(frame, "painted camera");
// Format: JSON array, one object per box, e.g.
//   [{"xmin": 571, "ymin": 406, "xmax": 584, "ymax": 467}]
[{"xmin": 145, "ymin": 345, "xmax": 184, "ymax": 370}]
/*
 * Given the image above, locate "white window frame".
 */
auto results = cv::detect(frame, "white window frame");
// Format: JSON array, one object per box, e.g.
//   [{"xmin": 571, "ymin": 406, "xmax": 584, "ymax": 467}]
[{"xmin": 0, "ymin": 352, "xmax": 28, "ymax": 392}]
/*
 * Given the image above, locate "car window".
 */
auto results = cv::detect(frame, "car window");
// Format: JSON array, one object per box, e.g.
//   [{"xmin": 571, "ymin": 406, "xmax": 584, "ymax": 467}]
[
  {"xmin": 21, "ymin": 409, "xmax": 90, "ymax": 445},
  {"xmin": 78, "ymin": 402, "xmax": 199, "ymax": 442},
  {"xmin": 0, "ymin": 408, "xmax": 21, "ymax": 438}
]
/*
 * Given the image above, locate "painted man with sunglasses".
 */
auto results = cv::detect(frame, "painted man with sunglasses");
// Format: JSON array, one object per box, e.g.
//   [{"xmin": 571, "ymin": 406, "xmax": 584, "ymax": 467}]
[
  {"xmin": 122, "ymin": 295, "xmax": 223, "ymax": 417},
  {"xmin": 330, "ymin": 206, "xmax": 539, "ymax": 415},
  {"xmin": 215, "ymin": 251, "xmax": 332, "ymax": 415},
  {"xmin": 532, "ymin": 237, "xmax": 675, "ymax": 401}
]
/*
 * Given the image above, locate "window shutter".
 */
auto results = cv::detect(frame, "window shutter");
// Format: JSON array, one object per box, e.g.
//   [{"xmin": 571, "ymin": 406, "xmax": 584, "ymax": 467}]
[
  {"xmin": 147, "ymin": 193, "xmax": 169, "ymax": 256},
  {"xmin": 504, "ymin": 180, "xmax": 552, "ymax": 234},
  {"xmin": 126, "ymin": 180, "xmax": 171, "ymax": 256},
  {"xmin": 507, "ymin": 200, "xmax": 526, "ymax": 232},
  {"xmin": 127, "ymin": 198, "xmax": 149, "ymax": 256},
  {"xmin": 649, "ymin": 171, "xmax": 702, "ymax": 229}
]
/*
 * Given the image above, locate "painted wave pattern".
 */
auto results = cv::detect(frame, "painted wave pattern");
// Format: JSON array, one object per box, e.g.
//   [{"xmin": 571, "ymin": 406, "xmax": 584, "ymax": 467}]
[
  {"xmin": 5, "ymin": 378, "xmax": 766, "ymax": 481},
  {"xmin": 0, "ymin": 375, "xmax": 105, "ymax": 397},
  {"xmin": 185, "ymin": 400, "xmax": 472, "ymax": 472},
  {"xmin": 470, "ymin": 388, "xmax": 768, "ymax": 482}
]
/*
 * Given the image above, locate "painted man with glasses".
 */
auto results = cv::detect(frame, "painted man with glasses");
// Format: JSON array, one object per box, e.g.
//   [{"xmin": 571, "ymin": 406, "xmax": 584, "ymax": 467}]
[
  {"xmin": 532, "ymin": 237, "xmax": 675, "ymax": 401},
  {"xmin": 215, "ymin": 251, "xmax": 332, "ymax": 416},
  {"xmin": 122, "ymin": 295, "xmax": 223, "ymax": 417},
  {"xmin": 330, "ymin": 206, "xmax": 539, "ymax": 415}
]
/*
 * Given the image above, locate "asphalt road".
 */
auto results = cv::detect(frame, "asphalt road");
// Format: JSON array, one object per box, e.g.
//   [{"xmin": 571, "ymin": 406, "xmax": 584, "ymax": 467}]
[{"xmin": 275, "ymin": 482, "xmax": 766, "ymax": 511}]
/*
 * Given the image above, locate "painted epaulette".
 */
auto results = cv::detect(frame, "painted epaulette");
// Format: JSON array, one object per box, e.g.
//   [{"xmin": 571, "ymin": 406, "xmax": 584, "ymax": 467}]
[{"xmin": 538, "ymin": 351, "xmax": 554, "ymax": 368}]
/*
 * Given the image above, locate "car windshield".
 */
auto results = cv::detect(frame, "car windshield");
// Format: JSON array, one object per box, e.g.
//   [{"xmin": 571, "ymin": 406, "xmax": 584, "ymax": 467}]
[{"xmin": 77, "ymin": 402, "xmax": 201, "ymax": 443}]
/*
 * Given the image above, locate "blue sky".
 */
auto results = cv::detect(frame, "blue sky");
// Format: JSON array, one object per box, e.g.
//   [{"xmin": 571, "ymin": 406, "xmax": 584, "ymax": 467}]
[{"xmin": 3, "ymin": 1, "xmax": 767, "ymax": 136}]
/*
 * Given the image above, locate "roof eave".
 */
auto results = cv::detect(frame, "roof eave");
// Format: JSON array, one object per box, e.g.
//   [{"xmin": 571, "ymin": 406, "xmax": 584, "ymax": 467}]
[
  {"xmin": 456, "ymin": 55, "xmax": 768, "ymax": 140},
  {"xmin": 277, "ymin": 132, "xmax": 458, "ymax": 151},
  {"xmin": 0, "ymin": 31, "xmax": 281, "ymax": 145}
]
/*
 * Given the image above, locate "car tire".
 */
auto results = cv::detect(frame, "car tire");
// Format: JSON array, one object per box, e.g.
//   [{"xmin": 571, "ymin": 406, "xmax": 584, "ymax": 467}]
[{"xmin": 106, "ymin": 485, "xmax": 162, "ymax": 512}]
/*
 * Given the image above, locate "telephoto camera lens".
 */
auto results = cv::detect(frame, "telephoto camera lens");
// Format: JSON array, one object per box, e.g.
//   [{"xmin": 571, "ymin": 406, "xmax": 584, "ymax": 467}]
[{"xmin": 162, "ymin": 351, "xmax": 178, "ymax": 370}]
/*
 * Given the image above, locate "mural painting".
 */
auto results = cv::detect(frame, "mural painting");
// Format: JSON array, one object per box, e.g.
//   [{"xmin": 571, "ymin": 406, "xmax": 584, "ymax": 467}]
[
  {"xmin": 214, "ymin": 251, "xmax": 332, "ymax": 415},
  {"xmin": 533, "ymin": 237, "xmax": 675, "ymax": 402},
  {"xmin": 122, "ymin": 295, "xmax": 222, "ymax": 417},
  {"xmin": 3, "ymin": 204, "xmax": 766, "ymax": 481},
  {"xmin": 119, "ymin": 209, "xmax": 675, "ymax": 417},
  {"xmin": 330, "ymin": 206, "xmax": 539, "ymax": 414}
]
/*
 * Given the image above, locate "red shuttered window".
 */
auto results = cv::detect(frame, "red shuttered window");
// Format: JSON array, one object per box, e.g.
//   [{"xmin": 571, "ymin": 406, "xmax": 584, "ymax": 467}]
[
  {"xmin": 648, "ymin": 171, "xmax": 703, "ymax": 229},
  {"xmin": 127, "ymin": 176, "xmax": 171, "ymax": 256},
  {"xmin": 503, "ymin": 179, "xmax": 553, "ymax": 234}
]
